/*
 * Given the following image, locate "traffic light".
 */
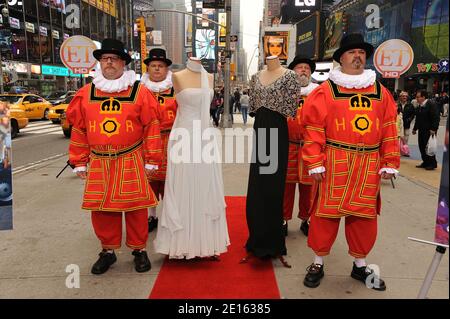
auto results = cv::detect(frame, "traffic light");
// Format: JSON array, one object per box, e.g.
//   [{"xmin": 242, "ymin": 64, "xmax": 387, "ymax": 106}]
[
  {"xmin": 230, "ymin": 74, "xmax": 236, "ymax": 81},
  {"xmin": 136, "ymin": 17, "xmax": 146, "ymax": 33}
]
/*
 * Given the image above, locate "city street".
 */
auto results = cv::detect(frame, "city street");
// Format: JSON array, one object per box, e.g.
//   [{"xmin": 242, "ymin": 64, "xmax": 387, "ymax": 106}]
[{"xmin": 1, "ymin": 115, "xmax": 448, "ymax": 299}]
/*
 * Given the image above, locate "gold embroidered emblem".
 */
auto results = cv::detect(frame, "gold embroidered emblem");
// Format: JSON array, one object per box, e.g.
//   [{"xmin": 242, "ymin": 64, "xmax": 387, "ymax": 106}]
[
  {"xmin": 100, "ymin": 98, "xmax": 122, "ymax": 114},
  {"xmin": 349, "ymin": 94, "xmax": 373, "ymax": 111},
  {"xmin": 298, "ymin": 98, "xmax": 305, "ymax": 109},
  {"xmin": 100, "ymin": 118, "xmax": 121, "ymax": 137},
  {"xmin": 351, "ymin": 114, "xmax": 372, "ymax": 135},
  {"xmin": 157, "ymin": 95, "xmax": 166, "ymax": 106}
]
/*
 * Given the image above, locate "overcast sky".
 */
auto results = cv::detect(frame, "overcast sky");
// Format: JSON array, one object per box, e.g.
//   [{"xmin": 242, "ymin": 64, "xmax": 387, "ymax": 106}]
[{"xmin": 242, "ymin": 0, "xmax": 264, "ymax": 78}]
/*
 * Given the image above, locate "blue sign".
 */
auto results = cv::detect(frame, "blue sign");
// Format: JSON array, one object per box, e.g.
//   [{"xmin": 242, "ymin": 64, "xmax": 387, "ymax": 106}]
[{"xmin": 42, "ymin": 65, "xmax": 69, "ymax": 77}]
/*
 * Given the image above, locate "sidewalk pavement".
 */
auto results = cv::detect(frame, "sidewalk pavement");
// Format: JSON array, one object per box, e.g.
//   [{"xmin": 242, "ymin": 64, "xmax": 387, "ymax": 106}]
[{"xmin": 0, "ymin": 115, "xmax": 448, "ymax": 299}]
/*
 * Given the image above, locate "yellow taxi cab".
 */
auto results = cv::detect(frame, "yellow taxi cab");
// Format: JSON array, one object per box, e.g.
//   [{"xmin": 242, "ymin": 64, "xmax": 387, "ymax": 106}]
[
  {"xmin": 60, "ymin": 111, "xmax": 71, "ymax": 138},
  {"xmin": 48, "ymin": 95, "xmax": 74, "ymax": 124},
  {"xmin": 9, "ymin": 107, "xmax": 29, "ymax": 139},
  {"xmin": 0, "ymin": 94, "xmax": 53, "ymax": 120}
]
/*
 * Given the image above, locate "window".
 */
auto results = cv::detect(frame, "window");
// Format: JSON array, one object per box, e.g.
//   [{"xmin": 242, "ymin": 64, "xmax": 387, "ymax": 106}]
[
  {"xmin": 26, "ymin": 19, "xmax": 40, "ymax": 64},
  {"xmin": 9, "ymin": 9, "xmax": 26, "ymax": 61},
  {"xmin": 81, "ymin": 0, "xmax": 90, "ymax": 37},
  {"xmin": 90, "ymin": 6, "xmax": 98, "ymax": 41},
  {"xmin": 39, "ymin": 22, "xmax": 52, "ymax": 64}
]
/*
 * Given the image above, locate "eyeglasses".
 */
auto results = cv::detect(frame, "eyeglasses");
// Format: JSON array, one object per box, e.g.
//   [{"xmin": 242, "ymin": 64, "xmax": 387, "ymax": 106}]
[{"xmin": 99, "ymin": 56, "xmax": 121, "ymax": 62}]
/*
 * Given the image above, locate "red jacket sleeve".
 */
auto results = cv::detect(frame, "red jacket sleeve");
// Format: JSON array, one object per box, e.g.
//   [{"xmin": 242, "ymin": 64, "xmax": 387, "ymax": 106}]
[
  {"xmin": 140, "ymin": 87, "xmax": 163, "ymax": 166},
  {"xmin": 380, "ymin": 88, "xmax": 401, "ymax": 169},
  {"xmin": 301, "ymin": 86, "xmax": 327, "ymax": 170},
  {"xmin": 66, "ymin": 88, "xmax": 90, "ymax": 168}
]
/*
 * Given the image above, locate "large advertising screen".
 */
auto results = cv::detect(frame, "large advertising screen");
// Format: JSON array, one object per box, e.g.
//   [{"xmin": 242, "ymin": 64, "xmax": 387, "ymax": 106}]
[
  {"xmin": 280, "ymin": 0, "xmax": 322, "ymax": 24},
  {"xmin": 296, "ymin": 11, "xmax": 321, "ymax": 60},
  {"xmin": 263, "ymin": 31, "xmax": 289, "ymax": 65}
]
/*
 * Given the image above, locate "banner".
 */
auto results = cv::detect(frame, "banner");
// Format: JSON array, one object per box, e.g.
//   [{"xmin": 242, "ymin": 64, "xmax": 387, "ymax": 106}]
[
  {"xmin": 263, "ymin": 31, "xmax": 289, "ymax": 65},
  {"xmin": 0, "ymin": 101, "xmax": 12, "ymax": 231},
  {"xmin": 323, "ymin": 11, "xmax": 344, "ymax": 60},
  {"xmin": 435, "ymin": 118, "xmax": 449, "ymax": 245},
  {"xmin": 295, "ymin": 11, "xmax": 320, "ymax": 60},
  {"xmin": 185, "ymin": 15, "xmax": 193, "ymax": 47}
]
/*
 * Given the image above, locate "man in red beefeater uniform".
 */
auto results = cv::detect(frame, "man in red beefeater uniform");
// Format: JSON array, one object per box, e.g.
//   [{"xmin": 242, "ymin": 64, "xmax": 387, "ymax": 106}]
[
  {"xmin": 141, "ymin": 48, "xmax": 178, "ymax": 233},
  {"xmin": 301, "ymin": 34, "xmax": 400, "ymax": 290},
  {"xmin": 283, "ymin": 55, "xmax": 319, "ymax": 237},
  {"xmin": 67, "ymin": 39, "xmax": 162, "ymax": 275}
]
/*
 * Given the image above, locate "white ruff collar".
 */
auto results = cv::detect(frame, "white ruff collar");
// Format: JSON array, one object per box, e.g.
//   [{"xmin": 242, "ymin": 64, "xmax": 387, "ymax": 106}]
[
  {"xmin": 329, "ymin": 67, "xmax": 376, "ymax": 89},
  {"xmin": 141, "ymin": 71, "xmax": 173, "ymax": 93},
  {"xmin": 301, "ymin": 82, "xmax": 319, "ymax": 96},
  {"xmin": 93, "ymin": 68, "xmax": 136, "ymax": 93}
]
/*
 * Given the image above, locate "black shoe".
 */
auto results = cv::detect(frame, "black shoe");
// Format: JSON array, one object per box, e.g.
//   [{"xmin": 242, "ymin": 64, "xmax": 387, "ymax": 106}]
[
  {"xmin": 148, "ymin": 217, "xmax": 158, "ymax": 233},
  {"xmin": 303, "ymin": 263, "xmax": 324, "ymax": 288},
  {"xmin": 300, "ymin": 220, "xmax": 309, "ymax": 237},
  {"xmin": 91, "ymin": 250, "xmax": 117, "ymax": 275},
  {"xmin": 350, "ymin": 263, "xmax": 386, "ymax": 291},
  {"xmin": 283, "ymin": 220, "xmax": 288, "ymax": 237},
  {"xmin": 425, "ymin": 166, "xmax": 436, "ymax": 170},
  {"xmin": 416, "ymin": 163, "xmax": 426, "ymax": 168},
  {"xmin": 132, "ymin": 250, "xmax": 151, "ymax": 272}
]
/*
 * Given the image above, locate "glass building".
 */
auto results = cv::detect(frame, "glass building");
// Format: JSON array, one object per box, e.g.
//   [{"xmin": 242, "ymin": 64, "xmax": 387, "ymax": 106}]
[{"xmin": 0, "ymin": 0, "xmax": 135, "ymax": 96}]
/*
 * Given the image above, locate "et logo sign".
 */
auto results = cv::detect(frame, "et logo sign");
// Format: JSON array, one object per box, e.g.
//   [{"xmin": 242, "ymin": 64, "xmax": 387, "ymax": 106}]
[
  {"xmin": 60, "ymin": 36, "xmax": 98, "ymax": 74},
  {"xmin": 374, "ymin": 39, "xmax": 414, "ymax": 78},
  {"xmin": 295, "ymin": 0, "xmax": 316, "ymax": 6}
]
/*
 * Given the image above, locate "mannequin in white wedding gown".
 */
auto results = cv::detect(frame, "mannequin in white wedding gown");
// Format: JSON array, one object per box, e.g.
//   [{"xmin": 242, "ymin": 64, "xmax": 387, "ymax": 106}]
[{"xmin": 154, "ymin": 58, "xmax": 230, "ymax": 259}]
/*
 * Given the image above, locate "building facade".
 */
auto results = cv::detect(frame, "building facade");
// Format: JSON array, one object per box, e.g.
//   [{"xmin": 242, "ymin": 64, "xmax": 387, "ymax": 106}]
[{"xmin": 0, "ymin": 0, "xmax": 135, "ymax": 96}]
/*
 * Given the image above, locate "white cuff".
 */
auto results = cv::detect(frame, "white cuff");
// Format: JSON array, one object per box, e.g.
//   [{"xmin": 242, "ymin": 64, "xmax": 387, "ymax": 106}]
[
  {"xmin": 308, "ymin": 166, "xmax": 326, "ymax": 175},
  {"xmin": 73, "ymin": 166, "xmax": 87, "ymax": 173},
  {"xmin": 379, "ymin": 168, "xmax": 399, "ymax": 176},
  {"xmin": 145, "ymin": 164, "xmax": 158, "ymax": 170}
]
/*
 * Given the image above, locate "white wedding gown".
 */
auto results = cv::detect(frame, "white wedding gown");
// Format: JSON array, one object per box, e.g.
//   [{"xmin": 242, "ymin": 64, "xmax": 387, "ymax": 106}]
[{"xmin": 154, "ymin": 64, "xmax": 230, "ymax": 259}]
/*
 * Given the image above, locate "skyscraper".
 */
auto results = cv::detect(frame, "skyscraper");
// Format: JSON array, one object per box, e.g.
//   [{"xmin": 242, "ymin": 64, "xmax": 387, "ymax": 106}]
[{"xmin": 152, "ymin": 0, "xmax": 187, "ymax": 68}]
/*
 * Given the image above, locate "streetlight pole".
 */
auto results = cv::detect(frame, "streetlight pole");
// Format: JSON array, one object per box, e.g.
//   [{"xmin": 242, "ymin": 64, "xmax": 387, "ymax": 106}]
[{"xmin": 221, "ymin": 0, "xmax": 232, "ymax": 128}]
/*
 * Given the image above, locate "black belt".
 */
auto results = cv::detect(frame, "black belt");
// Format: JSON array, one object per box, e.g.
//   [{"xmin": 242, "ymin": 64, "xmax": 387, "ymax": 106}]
[
  {"xmin": 91, "ymin": 140, "xmax": 143, "ymax": 158},
  {"xmin": 326, "ymin": 140, "xmax": 379, "ymax": 152},
  {"xmin": 289, "ymin": 140, "xmax": 304, "ymax": 146}
]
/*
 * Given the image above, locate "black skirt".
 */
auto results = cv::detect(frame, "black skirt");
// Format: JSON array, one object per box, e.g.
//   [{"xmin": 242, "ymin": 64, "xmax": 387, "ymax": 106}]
[{"xmin": 245, "ymin": 107, "xmax": 288, "ymax": 257}]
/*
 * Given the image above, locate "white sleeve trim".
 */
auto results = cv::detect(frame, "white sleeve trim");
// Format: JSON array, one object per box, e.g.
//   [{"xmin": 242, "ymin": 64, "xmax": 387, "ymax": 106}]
[
  {"xmin": 308, "ymin": 166, "xmax": 326, "ymax": 175},
  {"xmin": 379, "ymin": 168, "xmax": 399, "ymax": 176},
  {"xmin": 145, "ymin": 164, "xmax": 159, "ymax": 170},
  {"xmin": 73, "ymin": 166, "xmax": 87, "ymax": 173}
]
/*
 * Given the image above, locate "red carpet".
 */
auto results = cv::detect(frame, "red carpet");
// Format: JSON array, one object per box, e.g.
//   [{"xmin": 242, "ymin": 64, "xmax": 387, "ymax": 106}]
[{"xmin": 149, "ymin": 196, "xmax": 281, "ymax": 299}]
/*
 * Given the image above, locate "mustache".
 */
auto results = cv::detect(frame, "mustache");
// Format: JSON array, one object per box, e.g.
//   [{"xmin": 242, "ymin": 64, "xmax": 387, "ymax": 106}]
[{"xmin": 352, "ymin": 58, "xmax": 362, "ymax": 63}]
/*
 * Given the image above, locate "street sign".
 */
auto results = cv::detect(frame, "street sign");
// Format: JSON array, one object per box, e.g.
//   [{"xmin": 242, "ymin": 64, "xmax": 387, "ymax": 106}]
[
  {"xmin": 60, "ymin": 36, "xmax": 97, "ymax": 74},
  {"xmin": 219, "ymin": 35, "xmax": 238, "ymax": 43}
]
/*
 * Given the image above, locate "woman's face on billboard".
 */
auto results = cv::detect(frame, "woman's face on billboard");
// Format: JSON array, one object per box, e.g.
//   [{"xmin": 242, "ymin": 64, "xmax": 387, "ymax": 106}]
[{"xmin": 268, "ymin": 37, "xmax": 283, "ymax": 57}]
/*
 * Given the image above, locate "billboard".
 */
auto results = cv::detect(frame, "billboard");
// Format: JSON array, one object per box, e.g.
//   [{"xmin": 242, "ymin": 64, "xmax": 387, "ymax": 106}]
[
  {"xmin": 280, "ymin": 0, "xmax": 322, "ymax": 24},
  {"xmin": 0, "ymin": 101, "xmax": 12, "ymax": 231},
  {"xmin": 295, "ymin": 11, "xmax": 321, "ymax": 60},
  {"xmin": 263, "ymin": 31, "xmax": 289, "ymax": 65},
  {"xmin": 323, "ymin": 11, "xmax": 344, "ymax": 60},
  {"xmin": 435, "ymin": 118, "xmax": 449, "ymax": 246}
]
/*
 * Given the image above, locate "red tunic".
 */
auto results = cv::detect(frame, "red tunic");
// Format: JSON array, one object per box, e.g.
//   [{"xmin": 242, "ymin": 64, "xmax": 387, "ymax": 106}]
[
  {"xmin": 286, "ymin": 96, "xmax": 313, "ymax": 185},
  {"xmin": 67, "ymin": 82, "xmax": 163, "ymax": 212},
  {"xmin": 147, "ymin": 87, "xmax": 178, "ymax": 181},
  {"xmin": 301, "ymin": 80, "xmax": 400, "ymax": 218}
]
